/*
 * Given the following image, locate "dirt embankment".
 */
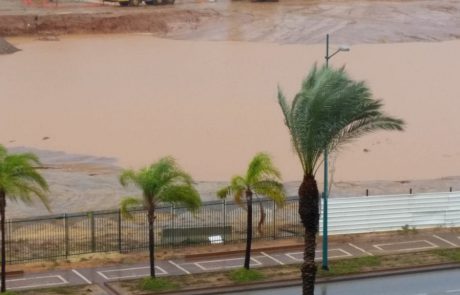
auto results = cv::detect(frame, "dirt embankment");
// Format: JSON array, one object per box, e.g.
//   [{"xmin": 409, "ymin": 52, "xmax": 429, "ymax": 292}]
[
  {"xmin": 0, "ymin": 9, "xmax": 219, "ymax": 36},
  {"xmin": 2, "ymin": 0, "xmax": 460, "ymax": 43}
]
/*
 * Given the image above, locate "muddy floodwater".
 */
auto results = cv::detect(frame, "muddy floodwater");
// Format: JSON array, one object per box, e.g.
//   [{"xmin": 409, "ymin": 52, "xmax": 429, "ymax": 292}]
[
  {"xmin": 1, "ymin": 0, "xmax": 460, "ymax": 216},
  {"xmin": 2, "ymin": 35, "xmax": 460, "ymax": 182}
]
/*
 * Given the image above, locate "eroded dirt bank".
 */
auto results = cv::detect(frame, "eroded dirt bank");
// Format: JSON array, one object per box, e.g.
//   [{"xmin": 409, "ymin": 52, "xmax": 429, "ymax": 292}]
[
  {"xmin": 0, "ymin": 9, "xmax": 219, "ymax": 37},
  {"xmin": 1, "ymin": 0, "xmax": 460, "ymax": 44}
]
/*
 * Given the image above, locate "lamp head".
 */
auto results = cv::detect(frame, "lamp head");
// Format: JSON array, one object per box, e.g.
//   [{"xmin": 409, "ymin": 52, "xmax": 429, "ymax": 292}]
[{"xmin": 338, "ymin": 45, "xmax": 350, "ymax": 52}]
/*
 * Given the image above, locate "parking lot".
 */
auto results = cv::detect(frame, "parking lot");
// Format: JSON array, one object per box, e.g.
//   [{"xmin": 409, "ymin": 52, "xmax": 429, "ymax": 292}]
[{"xmin": 5, "ymin": 231, "xmax": 460, "ymax": 292}]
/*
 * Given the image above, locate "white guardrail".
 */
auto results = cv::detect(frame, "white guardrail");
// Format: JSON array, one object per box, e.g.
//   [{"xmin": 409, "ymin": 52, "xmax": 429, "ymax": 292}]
[{"xmin": 319, "ymin": 191, "xmax": 460, "ymax": 235}]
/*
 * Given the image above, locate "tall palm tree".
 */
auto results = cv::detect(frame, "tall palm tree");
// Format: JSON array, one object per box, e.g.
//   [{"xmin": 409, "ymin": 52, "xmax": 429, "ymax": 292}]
[
  {"xmin": 119, "ymin": 156, "xmax": 201, "ymax": 278},
  {"xmin": 0, "ymin": 145, "xmax": 49, "ymax": 292},
  {"xmin": 217, "ymin": 153, "xmax": 286, "ymax": 270},
  {"xmin": 278, "ymin": 65, "xmax": 404, "ymax": 295}
]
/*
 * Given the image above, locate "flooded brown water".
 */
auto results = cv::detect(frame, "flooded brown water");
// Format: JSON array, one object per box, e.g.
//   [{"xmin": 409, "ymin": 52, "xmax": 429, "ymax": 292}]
[{"xmin": 1, "ymin": 35, "xmax": 460, "ymax": 185}]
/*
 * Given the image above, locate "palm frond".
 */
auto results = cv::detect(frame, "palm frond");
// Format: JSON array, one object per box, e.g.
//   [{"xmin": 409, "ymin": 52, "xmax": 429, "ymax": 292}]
[
  {"xmin": 119, "ymin": 156, "xmax": 201, "ymax": 216},
  {"xmin": 159, "ymin": 185, "xmax": 201, "ymax": 212},
  {"xmin": 253, "ymin": 180, "xmax": 286, "ymax": 207},
  {"xmin": 246, "ymin": 153, "xmax": 282, "ymax": 184},
  {"xmin": 120, "ymin": 197, "xmax": 143, "ymax": 219},
  {"xmin": 119, "ymin": 169, "xmax": 138, "ymax": 187},
  {"xmin": 277, "ymin": 65, "xmax": 405, "ymax": 176},
  {"xmin": 0, "ymin": 146, "xmax": 50, "ymax": 210},
  {"xmin": 217, "ymin": 185, "xmax": 232, "ymax": 199}
]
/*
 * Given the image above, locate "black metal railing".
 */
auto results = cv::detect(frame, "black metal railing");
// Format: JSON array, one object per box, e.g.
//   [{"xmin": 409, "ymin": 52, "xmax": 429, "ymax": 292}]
[{"xmin": 4, "ymin": 196, "xmax": 301, "ymax": 263}]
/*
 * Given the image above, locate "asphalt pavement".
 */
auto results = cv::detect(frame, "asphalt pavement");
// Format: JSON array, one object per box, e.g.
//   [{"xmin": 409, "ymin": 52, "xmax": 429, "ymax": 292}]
[
  {"xmin": 230, "ymin": 268, "xmax": 460, "ymax": 295},
  {"xmin": 5, "ymin": 230, "xmax": 460, "ymax": 294}
]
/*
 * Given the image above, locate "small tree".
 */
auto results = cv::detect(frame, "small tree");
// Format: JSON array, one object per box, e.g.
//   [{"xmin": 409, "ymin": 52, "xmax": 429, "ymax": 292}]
[
  {"xmin": 217, "ymin": 153, "xmax": 286, "ymax": 269},
  {"xmin": 119, "ymin": 156, "xmax": 201, "ymax": 278},
  {"xmin": 0, "ymin": 145, "xmax": 49, "ymax": 292}
]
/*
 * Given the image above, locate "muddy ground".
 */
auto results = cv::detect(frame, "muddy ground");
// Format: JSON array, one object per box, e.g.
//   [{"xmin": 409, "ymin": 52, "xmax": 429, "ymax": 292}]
[
  {"xmin": 4, "ymin": 147, "xmax": 459, "ymax": 218},
  {"xmin": 1, "ymin": 0, "xmax": 460, "ymax": 44}
]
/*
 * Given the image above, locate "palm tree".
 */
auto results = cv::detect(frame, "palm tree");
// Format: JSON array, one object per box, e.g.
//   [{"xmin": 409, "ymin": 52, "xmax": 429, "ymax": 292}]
[
  {"xmin": 119, "ymin": 156, "xmax": 201, "ymax": 278},
  {"xmin": 0, "ymin": 145, "xmax": 49, "ymax": 292},
  {"xmin": 217, "ymin": 153, "xmax": 286, "ymax": 270},
  {"xmin": 278, "ymin": 65, "xmax": 404, "ymax": 295}
]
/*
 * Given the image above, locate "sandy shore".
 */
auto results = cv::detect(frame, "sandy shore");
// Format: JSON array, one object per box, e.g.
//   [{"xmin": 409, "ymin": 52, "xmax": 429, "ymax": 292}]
[{"xmin": 1, "ymin": 0, "xmax": 459, "ymax": 217}]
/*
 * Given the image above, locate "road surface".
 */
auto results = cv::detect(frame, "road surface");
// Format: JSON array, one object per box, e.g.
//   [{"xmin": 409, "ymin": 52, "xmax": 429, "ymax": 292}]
[{"xmin": 231, "ymin": 268, "xmax": 460, "ymax": 295}]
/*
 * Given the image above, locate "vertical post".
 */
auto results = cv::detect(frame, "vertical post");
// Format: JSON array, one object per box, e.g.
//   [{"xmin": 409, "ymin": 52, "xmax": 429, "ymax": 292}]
[
  {"xmin": 118, "ymin": 209, "xmax": 122, "ymax": 253},
  {"xmin": 90, "ymin": 212, "xmax": 95, "ymax": 252},
  {"xmin": 64, "ymin": 213, "xmax": 69, "ymax": 258},
  {"xmin": 366, "ymin": 189, "xmax": 369, "ymax": 196},
  {"xmin": 222, "ymin": 199, "xmax": 226, "ymax": 244},
  {"xmin": 409, "ymin": 188, "xmax": 412, "ymax": 195},
  {"xmin": 450, "ymin": 187, "xmax": 453, "ymax": 192},
  {"xmin": 273, "ymin": 199, "xmax": 276, "ymax": 240},
  {"xmin": 171, "ymin": 205, "xmax": 175, "ymax": 247},
  {"xmin": 322, "ymin": 33, "xmax": 330, "ymax": 271}
]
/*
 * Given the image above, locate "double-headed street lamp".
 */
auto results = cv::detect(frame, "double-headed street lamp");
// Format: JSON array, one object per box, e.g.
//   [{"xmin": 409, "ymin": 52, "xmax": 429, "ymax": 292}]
[{"xmin": 322, "ymin": 33, "xmax": 350, "ymax": 271}]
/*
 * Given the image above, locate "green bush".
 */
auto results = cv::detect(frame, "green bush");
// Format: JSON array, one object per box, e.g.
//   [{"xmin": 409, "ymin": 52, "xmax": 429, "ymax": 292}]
[
  {"xmin": 139, "ymin": 277, "xmax": 178, "ymax": 292},
  {"xmin": 229, "ymin": 268, "xmax": 265, "ymax": 283},
  {"xmin": 1, "ymin": 291, "xmax": 18, "ymax": 295}
]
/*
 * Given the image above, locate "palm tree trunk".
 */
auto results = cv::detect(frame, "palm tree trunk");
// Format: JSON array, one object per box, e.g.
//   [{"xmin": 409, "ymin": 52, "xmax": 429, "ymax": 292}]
[
  {"xmin": 244, "ymin": 189, "xmax": 253, "ymax": 270},
  {"xmin": 0, "ymin": 191, "xmax": 6, "ymax": 293},
  {"xmin": 256, "ymin": 198, "xmax": 266, "ymax": 236},
  {"xmin": 147, "ymin": 207, "xmax": 156, "ymax": 278},
  {"xmin": 298, "ymin": 174, "xmax": 320, "ymax": 295}
]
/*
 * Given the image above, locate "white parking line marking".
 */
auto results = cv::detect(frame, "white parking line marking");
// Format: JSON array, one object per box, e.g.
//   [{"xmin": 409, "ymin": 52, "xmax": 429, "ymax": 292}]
[
  {"xmin": 72, "ymin": 269, "xmax": 91, "ymax": 284},
  {"xmin": 193, "ymin": 262, "xmax": 206, "ymax": 271},
  {"xmin": 169, "ymin": 260, "xmax": 191, "ymax": 274},
  {"xmin": 97, "ymin": 266, "xmax": 167, "ymax": 280},
  {"xmin": 260, "ymin": 252, "xmax": 285, "ymax": 265},
  {"xmin": 446, "ymin": 289, "xmax": 460, "ymax": 293},
  {"xmin": 373, "ymin": 240, "xmax": 438, "ymax": 252},
  {"xmin": 433, "ymin": 235, "xmax": 458, "ymax": 247},
  {"xmin": 193, "ymin": 257, "xmax": 262, "ymax": 271},
  {"xmin": 8, "ymin": 275, "xmax": 68, "ymax": 290},
  {"xmin": 336, "ymin": 249, "xmax": 353, "ymax": 257},
  {"xmin": 286, "ymin": 249, "xmax": 352, "ymax": 262},
  {"xmin": 348, "ymin": 243, "xmax": 374, "ymax": 256}
]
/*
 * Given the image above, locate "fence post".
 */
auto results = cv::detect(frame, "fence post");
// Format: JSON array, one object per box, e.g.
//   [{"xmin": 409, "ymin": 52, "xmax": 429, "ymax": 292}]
[
  {"xmin": 118, "ymin": 209, "xmax": 122, "ymax": 253},
  {"xmin": 223, "ymin": 199, "xmax": 226, "ymax": 244},
  {"xmin": 171, "ymin": 205, "xmax": 175, "ymax": 247},
  {"xmin": 64, "ymin": 213, "xmax": 69, "ymax": 258},
  {"xmin": 273, "ymin": 199, "xmax": 276, "ymax": 240},
  {"xmin": 90, "ymin": 212, "xmax": 95, "ymax": 252}
]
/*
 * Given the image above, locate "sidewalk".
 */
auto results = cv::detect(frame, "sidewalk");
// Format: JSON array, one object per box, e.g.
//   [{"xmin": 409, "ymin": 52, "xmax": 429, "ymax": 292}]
[{"xmin": 4, "ymin": 228, "xmax": 460, "ymax": 294}]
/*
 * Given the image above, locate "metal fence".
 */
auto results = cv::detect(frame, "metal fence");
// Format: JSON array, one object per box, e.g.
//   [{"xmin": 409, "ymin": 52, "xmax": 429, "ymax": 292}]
[
  {"xmin": 5, "ymin": 198, "xmax": 300, "ymax": 263},
  {"xmin": 4, "ymin": 192, "xmax": 460, "ymax": 263}
]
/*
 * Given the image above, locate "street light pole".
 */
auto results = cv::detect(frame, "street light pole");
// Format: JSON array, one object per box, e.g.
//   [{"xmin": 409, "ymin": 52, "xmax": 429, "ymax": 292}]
[{"xmin": 322, "ymin": 33, "xmax": 349, "ymax": 271}]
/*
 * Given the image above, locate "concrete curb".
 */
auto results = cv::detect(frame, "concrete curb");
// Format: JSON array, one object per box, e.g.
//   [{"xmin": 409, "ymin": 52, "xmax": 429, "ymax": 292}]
[
  {"xmin": 4, "ymin": 270, "xmax": 24, "ymax": 277},
  {"xmin": 184, "ymin": 243, "xmax": 303, "ymax": 260},
  {"xmin": 107, "ymin": 262, "xmax": 460, "ymax": 295},
  {"xmin": 103, "ymin": 281, "xmax": 122, "ymax": 295}
]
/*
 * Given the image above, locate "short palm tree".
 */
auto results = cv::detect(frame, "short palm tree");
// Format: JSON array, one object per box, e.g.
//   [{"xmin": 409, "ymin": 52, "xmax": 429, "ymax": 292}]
[
  {"xmin": 278, "ymin": 65, "xmax": 404, "ymax": 295},
  {"xmin": 0, "ymin": 145, "xmax": 49, "ymax": 292},
  {"xmin": 217, "ymin": 152, "xmax": 286, "ymax": 270},
  {"xmin": 119, "ymin": 156, "xmax": 201, "ymax": 278}
]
